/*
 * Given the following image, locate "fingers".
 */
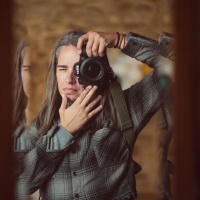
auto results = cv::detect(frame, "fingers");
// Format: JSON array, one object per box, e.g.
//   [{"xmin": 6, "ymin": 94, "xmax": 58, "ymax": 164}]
[
  {"xmin": 77, "ymin": 32, "xmax": 107, "ymax": 57},
  {"xmin": 75, "ymin": 85, "xmax": 92, "ymax": 104},
  {"xmin": 85, "ymin": 95, "xmax": 102, "ymax": 113},
  {"xmin": 86, "ymin": 35, "xmax": 95, "ymax": 57},
  {"xmin": 59, "ymin": 94, "xmax": 68, "ymax": 112},
  {"xmin": 86, "ymin": 35, "xmax": 107, "ymax": 57},
  {"xmin": 98, "ymin": 38, "xmax": 107, "ymax": 57},
  {"xmin": 88, "ymin": 105, "xmax": 103, "ymax": 118},
  {"xmin": 77, "ymin": 34, "xmax": 88, "ymax": 54},
  {"xmin": 81, "ymin": 86, "xmax": 98, "ymax": 106},
  {"xmin": 92, "ymin": 36, "xmax": 107, "ymax": 57}
]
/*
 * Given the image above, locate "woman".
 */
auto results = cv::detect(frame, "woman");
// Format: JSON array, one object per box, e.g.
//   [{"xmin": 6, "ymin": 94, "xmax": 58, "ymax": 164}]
[
  {"xmin": 13, "ymin": 40, "xmax": 30, "ymax": 200},
  {"xmin": 24, "ymin": 31, "xmax": 173, "ymax": 200},
  {"xmin": 13, "ymin": 40, "xmax": 31, "ymax": 135},
  {"xmin": 13, "ymin": 40, "xmax": 40, "ymax": 200},
  {"xmin": 13, "ymin": 39, "xmax": 31, "ymax": 176}
]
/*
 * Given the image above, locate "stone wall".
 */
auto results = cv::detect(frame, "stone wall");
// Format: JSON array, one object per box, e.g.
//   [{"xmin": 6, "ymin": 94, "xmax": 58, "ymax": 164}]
[{"xmin": 13, "ymin": 0, "xmax": 175, "ymax": 199}]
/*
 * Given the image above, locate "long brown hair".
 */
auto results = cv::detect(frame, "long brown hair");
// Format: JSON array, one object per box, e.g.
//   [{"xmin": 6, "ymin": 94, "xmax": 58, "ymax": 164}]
[
  {"xmin": 36, "ymin": 31, "xmax": 117, "ymax": 136},
  {"xmin": 12, "ymin": 40, "xmax": 29, "ymax": 131}
]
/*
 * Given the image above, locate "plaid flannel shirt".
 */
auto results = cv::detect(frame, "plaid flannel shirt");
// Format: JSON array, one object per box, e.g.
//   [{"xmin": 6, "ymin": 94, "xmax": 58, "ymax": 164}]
[
  {"xmin": 20, "ymin": 69, "xmax": 163, "ymax": 200},
  {"xmin": 14, "ymin": 125, "xmax": 34, "ymax": 200},
  {"xmin": 16, "ymin": 33, "xmax": 173, "ymax": 200}
]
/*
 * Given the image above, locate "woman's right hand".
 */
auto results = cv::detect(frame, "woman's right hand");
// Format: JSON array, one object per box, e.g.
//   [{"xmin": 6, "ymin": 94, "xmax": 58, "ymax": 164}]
[
  {"xmin": 77, "ymin": 31, "xmax": 117, "ymax": 57},
  {"xmin": 59, "ymin": 85, "xmax": 103, "ymax": 135}
]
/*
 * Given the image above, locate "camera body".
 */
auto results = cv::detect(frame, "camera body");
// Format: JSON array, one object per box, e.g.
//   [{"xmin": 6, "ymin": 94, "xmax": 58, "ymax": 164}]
[{"xmin": 73, "ymin": 44, "xmax": 115, "ymax": 87}]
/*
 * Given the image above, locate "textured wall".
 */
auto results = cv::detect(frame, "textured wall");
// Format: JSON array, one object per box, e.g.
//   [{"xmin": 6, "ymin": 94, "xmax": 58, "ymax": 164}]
[{"xmin": 13, "ymin": 0, "xmax": 175, "ymax": 199}]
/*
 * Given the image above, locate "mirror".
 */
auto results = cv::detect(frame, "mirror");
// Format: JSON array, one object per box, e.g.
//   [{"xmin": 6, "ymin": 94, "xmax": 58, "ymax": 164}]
[{"xmin": 12, "ymin": 1, "xmax": 175, "ymax": 199}]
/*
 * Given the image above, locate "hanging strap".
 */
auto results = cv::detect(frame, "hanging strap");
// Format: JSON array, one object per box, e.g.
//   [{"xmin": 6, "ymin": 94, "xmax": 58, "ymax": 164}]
[
  {"xmin": 110, "ymin": 80, "xmax": 142, "ymax": 174},
  {"xmin": 110, "ymin": 80, "xmax": 135, "ymax": 151}
]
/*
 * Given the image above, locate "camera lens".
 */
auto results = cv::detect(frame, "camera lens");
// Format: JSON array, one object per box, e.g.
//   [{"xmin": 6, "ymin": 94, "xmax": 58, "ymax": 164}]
[{"xmin": 85, "ymin": 62, "xmax": 101, "ymax": 78}]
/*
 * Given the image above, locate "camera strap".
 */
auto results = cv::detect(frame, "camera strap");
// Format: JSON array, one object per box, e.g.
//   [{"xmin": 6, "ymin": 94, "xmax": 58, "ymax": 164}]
[
  {"xmin": 110, "ymin": 80, "xmax": 135, "ymax": 152},
  {"xmin": 110, "ymin": 80, "xmax": 142, "ymax": 174}
]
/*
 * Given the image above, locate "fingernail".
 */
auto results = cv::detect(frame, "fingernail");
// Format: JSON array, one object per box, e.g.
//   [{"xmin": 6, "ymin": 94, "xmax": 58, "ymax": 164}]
[
  {"xmin": 87, "ymin": 85, "xmax": 92, "ymax": 89},
  {"xmin": 78, "ymin": 49, "xmax": 82, "ymax": 54}
]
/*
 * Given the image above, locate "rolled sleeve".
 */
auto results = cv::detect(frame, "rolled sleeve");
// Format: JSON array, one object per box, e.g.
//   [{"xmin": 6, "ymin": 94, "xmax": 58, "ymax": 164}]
[{"xmin": 47, "ymin": 125, "xmax": 74, "ymax": 150}]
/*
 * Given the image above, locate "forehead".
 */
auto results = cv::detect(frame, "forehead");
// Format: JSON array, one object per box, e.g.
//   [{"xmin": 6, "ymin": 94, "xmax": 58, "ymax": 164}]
[
  {"xmin": 57, "ymin": 45, "xmax": 80, "ymax": 64},
  {"xmin": 22, "ymin": 47, "xmax": 31, "ymax": 66}
]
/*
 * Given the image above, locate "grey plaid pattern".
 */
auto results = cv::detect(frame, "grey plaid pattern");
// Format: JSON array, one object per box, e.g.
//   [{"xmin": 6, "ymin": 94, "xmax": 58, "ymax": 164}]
[
  {"xmin": 27, "ymin": 126, "xmax": 136, "ymax": 200},
  {"xmin": 14, "ymin": 125, "xmax": 31, "ymax": 200},
  {"xmin": 159, "ymin": 85, "xmax": 174, "ymax": 200}
]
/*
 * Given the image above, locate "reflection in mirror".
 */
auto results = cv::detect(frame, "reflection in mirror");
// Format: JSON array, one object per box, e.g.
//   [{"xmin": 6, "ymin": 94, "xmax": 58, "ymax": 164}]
[
  {"xmin": 13, "ymin": 39, "xmax": 31, "ymax": 199},
  {"xmin": 12, "ymin": 1, "xmax": 175, "ymax": 200},
  {"xmin": 13, "ymin": 40, "xmax": 43, "ymax": 200},
  {"xmin": 12, "ymin": 38, "xmax": 44, "ymax": 200}
]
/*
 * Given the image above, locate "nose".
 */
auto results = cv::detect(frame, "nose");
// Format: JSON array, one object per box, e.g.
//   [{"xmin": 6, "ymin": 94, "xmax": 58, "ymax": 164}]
[{"xmin": 66, "ymin": 69, "xmax": 76, "ymax": 84}]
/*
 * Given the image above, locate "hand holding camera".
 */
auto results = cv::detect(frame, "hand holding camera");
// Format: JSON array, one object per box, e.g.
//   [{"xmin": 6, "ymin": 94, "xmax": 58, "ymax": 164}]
[
  {"xmin": 74, "ymin": 32, "xmax": 117, "ymax": 88},
  {"xmin": 77, "ymin": 31, "xmax": 117, "ymax": 57}
]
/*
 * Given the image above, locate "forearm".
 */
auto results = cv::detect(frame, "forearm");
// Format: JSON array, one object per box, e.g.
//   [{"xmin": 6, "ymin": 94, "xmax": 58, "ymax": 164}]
[
  {"xmin": 120, "ymin": 32, "xmax": 175, "ymax": 87},
  {"xmin": 121, "ymin": 32, "xmax": 158, "ymax": 68},
  {"xmin": 116, "ymin": 31, "xmax": 175, "ymax": 69}
]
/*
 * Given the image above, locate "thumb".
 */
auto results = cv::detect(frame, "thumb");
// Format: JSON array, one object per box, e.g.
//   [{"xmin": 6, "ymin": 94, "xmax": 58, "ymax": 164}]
[
  {"xmin": 77, "ymin": 34, "xmax": 88, "ymax": 54},
  {"xmin": 60, "ymin": 94, "xmax": 68, "ymax": 112}
]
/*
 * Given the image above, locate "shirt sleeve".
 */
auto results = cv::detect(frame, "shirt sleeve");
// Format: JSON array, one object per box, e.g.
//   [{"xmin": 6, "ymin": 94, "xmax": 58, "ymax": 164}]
[
  {"xmin": 121, "ymin": 32, "xmax": 159, "ymax": 68},
  {"xmin": 120, "ymin": 32, "xmax": 174, "ymax": 146},
  {"xmin": 124, "ymin": 69, "xmax": 163, "ymax": 137},
  {"xmin": 13, "ymin": 126, "xmax": 31, "ymax": 179},
  {"xmin": 23, "ymin": 124, "xmax": 74, "ymax": 194}
]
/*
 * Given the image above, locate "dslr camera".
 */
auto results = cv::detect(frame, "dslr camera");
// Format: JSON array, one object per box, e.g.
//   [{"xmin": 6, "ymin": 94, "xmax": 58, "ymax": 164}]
[{"xmin": 73, "ymin": 44, "xmax": 116, "ymax": 88}]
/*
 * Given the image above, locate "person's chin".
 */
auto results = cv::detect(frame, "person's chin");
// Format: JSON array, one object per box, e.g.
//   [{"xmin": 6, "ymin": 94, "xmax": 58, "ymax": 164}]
[{"xmin": 66, "ymin": 94, "xmax": 78, "ymax": 102}]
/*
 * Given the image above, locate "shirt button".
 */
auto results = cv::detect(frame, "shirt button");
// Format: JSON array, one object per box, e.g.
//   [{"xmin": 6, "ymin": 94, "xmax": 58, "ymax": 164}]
[
  {"xmin": 72, "ymin": 171, "xmax": 77, "ymax": 176},
  {"xmin": 71, "ymin": 146, "xmax": 76, "ymax": 153},
  {"xmin": 75, "ymin": 193, "xmax": 79, "ymax": 198},
  {"xmin": 71, "ymin": 149, "xmax": 76, "ymax": 153}
]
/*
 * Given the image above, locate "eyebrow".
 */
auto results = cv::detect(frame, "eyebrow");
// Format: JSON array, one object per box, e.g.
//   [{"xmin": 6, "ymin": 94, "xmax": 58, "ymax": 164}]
[
  {"xmin": 22, "ymin": 65, "xmax": 31, "ymax": 68},
  {"xmin": 57, "ymin": 65, "xmax": 68, "ymax": 68}
]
